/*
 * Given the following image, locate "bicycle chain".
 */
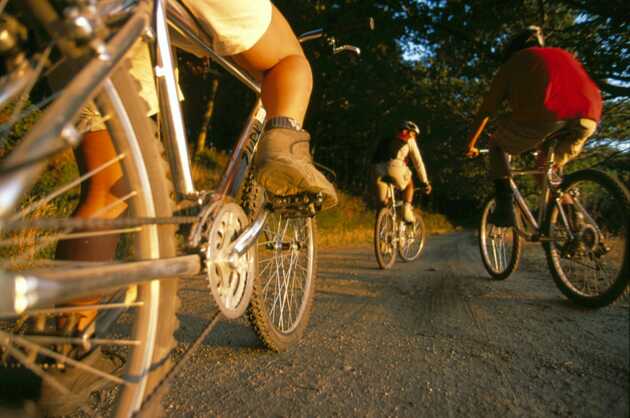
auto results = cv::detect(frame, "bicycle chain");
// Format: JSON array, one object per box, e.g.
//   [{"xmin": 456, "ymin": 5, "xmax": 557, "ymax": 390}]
[{"xmin": 132, "ymin": 312, "xmax": 223, "ymax": 418}]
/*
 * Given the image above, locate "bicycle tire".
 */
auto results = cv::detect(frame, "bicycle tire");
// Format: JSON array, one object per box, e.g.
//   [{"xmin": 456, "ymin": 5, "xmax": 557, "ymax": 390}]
[
  {"xmin": 543, "ymin": 169, "xmax": 629, "ymax": 308},
  {"xmin": 0, "ymin": 60, "xmax": 179, "ymax": 417},
  {"xmin": 478, "ymin": 196, "xmax": 522, "ymax": 280},
  {"xmin": 242, "ymin": 176, "xmax": 318, "ymax": 352},
  {"xmin": 398, "ymin": 213, "xmax": 427, "ymax": 262},
  {"xmin": 375, "ymin": 207, "xmax": 397, "ymax": 269}
]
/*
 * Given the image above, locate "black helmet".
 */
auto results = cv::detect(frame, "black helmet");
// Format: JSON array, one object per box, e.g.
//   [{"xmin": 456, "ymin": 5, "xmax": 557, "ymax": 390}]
[
  {"xmin": 400, "ymin": 120, "xmax": 420, "ymax": 136},
  {"xmin": 502, "ymin": 25, "xmax": 544, "ymax": 62}
]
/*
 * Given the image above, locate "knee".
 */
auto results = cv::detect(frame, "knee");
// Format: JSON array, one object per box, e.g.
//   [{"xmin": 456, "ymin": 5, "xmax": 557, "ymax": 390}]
[{"xmin": 270, "ymin": 54, "xmax": 313, "ymax": 95}]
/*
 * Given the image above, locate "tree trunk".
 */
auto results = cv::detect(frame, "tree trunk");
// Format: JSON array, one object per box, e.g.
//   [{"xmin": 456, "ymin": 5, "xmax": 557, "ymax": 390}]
[{"xmin": 195, "ymin": 77, "xmax": 220, "ymax": 156}]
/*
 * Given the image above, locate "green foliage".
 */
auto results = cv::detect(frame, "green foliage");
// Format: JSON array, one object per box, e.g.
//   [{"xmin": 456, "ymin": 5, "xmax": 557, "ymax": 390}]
[
  {"xmin": 0, "ymin": 101, "xmax": 42, "ymax": 158},
  {"xmin": 178, "ymin": 0, "xmax": 628, "ymax": 222}
]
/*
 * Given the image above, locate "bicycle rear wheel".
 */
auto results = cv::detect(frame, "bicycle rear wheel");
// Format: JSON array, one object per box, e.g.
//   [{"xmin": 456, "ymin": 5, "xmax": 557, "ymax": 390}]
[
  {"xmin": 0, "ymin": 56, "xmax": 179, "ymax": 417},
  {"xmin": 543, "ymin": 169, "xmax": 629, "ymax": 307},
  {"xmin": 247, "ymin": 210, "xmax": 317, "ymax": 352},
  {"xmin": 398, "ymin": 213, "xmax": 427, "ymax": 262},
  {"xmin": 478, "ymin": 196, "xmax": 522, "ymax": 280},
  {"xmin": 375, "ymin": 207, "xmax": 397, "ymax": 269}
]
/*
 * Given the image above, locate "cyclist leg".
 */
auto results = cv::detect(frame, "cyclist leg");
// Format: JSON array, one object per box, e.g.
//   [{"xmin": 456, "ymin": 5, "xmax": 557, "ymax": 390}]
[
  {"xmin": 244, "ymin": 6, "xmax": 335, "ymax": 208},
  {"xmin": 53, "ymin": 42, "xmax": 156, "ymax": 331},
  {"xmin": 489, "ymin": 117, "xmax": 565, "ymax": 226},
  {"xmin": 385, "ymin": 159, "xmax": 415, "ymax": 223},
  {"xmin": 553, "ymin": 118, "xmax": 597, "ymax": 167},
  {"xmin": 373, "ymin": 163, "xmax": 390, "ymax": 207},
  {"xmin": 402, "ymin": 178, "xmax": 416, "ymax": 224},
  {"xmin": 539, "ymin": 118, "xmax": 597, "ymax": 215},
  {"xmin": 182, "ymin": 0, "xmax": 336, "ymax": 208}
]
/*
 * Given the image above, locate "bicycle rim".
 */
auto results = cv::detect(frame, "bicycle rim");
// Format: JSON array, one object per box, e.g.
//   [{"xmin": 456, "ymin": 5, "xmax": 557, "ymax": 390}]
[
  {"xmin": 398, "ymin": 214, "xmax": 426, "ymax": 262},
  {"xmin": 248, "ymin": 212, "xmax": 317, "ymax": 352},
  {"xmin": 375, "ymin": 208, "xmax": 397, "ymax": 269},
  {"xmin": 478, "ymin": 197, "xmax": 522, "ymax": 280},
  {"xmin": 544, "ymin": 169, "xmax": 629, "ymax": 307},
  {"xmin": 0, "ymin": 56, "xmax": 178, "ymax": 417}
]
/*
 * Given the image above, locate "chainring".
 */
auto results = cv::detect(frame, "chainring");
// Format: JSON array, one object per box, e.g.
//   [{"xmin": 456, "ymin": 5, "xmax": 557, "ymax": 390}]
[{"xmin": 205, "ymin": 202, "xmax": 256, "ymax": 319}]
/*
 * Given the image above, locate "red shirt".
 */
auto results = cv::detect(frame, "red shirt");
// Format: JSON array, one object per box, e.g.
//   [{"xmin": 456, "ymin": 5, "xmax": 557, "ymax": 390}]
[{"xmin": 478, "ymin": 47, "xmax": 602, "ymax": 123}]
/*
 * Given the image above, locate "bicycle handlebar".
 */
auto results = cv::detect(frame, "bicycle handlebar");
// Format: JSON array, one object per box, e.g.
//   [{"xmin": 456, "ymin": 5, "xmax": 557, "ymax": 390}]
[{"xmin": 298, "ymin": 17, "xmax": 374, "ymax": 56}]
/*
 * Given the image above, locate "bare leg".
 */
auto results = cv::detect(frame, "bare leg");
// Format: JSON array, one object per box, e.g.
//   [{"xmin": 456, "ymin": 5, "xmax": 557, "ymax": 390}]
[
  {"xmin": 55, "ymin": 129, "xmax": 127, "ymax": 330},
  {"xmin": 233, "ymin": 5, "xmax": 312, "ymax": 124},
  {"xmin": 239, "ymin": 5, "xmax": 336, "ymax": 207},
  {"xmin": 403, "ymin": 179, "xmax": 414, "ymax": 203}
]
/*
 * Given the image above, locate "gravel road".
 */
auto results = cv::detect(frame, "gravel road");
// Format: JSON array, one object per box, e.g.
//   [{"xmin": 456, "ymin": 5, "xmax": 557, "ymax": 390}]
[{"xmin": 165, "ymin": 231, "xmax": 629, "ymax": 417}]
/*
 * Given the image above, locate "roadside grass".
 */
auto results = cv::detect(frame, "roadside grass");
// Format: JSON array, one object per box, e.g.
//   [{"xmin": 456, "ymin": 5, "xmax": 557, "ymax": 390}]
[
  {"xmin": 193, "ymin": 148, "xmax": 457, "ymax": 248},
  {"xmin": 317, "ymin": 192, "xmax": 456, "ymax": 248}
]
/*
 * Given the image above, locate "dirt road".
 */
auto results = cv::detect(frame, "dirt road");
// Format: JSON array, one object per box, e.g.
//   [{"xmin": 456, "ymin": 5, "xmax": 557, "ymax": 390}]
[{"xmin": 166, "ymin": 231, "xmax": 629, "ymax": 417}]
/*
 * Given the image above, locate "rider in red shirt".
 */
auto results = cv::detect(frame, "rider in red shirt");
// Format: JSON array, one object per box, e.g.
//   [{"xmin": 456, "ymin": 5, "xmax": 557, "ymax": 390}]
[{"xmin": 466, "ymin": 26, "xmax": 602, "ymax": 226}]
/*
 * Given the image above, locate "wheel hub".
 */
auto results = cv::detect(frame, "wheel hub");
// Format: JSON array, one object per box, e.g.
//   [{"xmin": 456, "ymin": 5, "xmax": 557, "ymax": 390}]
[{"xmin": 577, "ymin": 224, "xmax": 599, "ymax": 252}]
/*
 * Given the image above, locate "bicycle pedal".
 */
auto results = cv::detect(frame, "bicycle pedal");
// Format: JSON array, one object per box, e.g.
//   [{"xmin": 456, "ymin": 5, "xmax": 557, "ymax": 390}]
[{"xmin": 268, "ymin": 192, "xmax": 323, "ymax": 216}]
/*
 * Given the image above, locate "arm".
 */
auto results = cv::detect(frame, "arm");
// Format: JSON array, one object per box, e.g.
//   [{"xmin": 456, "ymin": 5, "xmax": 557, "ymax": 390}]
[
  {"xmin": 465, "ymin": 116, "xmax": 489, "ymax": 158},
  {"xmin": 465, "ymin": 64, "xmax": 509, "ymax": 157},
  {"xmin": 407, "ymin": 139, "xmax": 431, "ymax": 194}
]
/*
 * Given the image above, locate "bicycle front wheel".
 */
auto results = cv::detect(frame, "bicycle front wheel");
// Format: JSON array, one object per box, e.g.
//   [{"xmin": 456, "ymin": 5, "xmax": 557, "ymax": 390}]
[
  {"xmin": 375, "ymin": 207, "xmax": 397, "ymax": 269},
  {"xmin": 478, "ymin": 196, "xmax": 522, "ymax": 280},
  {"xmin": 398, "ymin": 213, "xmax": 427, "ymax": 262},
  {"xmin": 543, "ymin": 169, "xmax": 629, "ymax": 307},
  {"xmin": 0, "ymin": 60, "xmax": 179, "ymax": 417}
]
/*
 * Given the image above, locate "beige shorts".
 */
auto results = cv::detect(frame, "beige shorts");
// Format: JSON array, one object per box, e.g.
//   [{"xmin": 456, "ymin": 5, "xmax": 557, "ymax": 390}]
[
  {"xmin": 494, "ymin": 117, "xmax": 597, "ymax": 163},
  {"xmin": 489, "ymin": 117, "xmax": 598, "ymax": 178},
  {"xmin": 80, "ymin": 0, "xmax": 272, "ymax": 132},
  {"xmin": 373, "ymin": 160, "xmax": 412, "ymax": 204}
]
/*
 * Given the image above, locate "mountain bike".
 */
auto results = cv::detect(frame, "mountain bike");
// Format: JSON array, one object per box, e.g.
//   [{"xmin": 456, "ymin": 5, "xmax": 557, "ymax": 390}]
[
  {"xmin": 0, "ymin": 1, "xmax": 367, "ymax": 416},
  {"xmin": 476, "ymin": 135, "xmax": 629, "ymax": 308},
  {"xmin": 374, "ymin": 178, "xmax": 427, "ymax": 269}
]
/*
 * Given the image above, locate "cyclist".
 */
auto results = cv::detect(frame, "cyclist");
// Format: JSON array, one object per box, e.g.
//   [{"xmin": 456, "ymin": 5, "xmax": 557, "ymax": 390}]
[
  {"xmin": 43, "ymin": 1, "xmax": 335, "ymax": 414},
  {"xmin": 465, "ymin": 25, "xmax": 602, "ymax": 226},
  {"xmin": 371, "ymin": 120, "xmax": 431, "ymax": 224},
  {"xmin": 59, "ymin": 1, "xmax": 333, "ymax": 326}
]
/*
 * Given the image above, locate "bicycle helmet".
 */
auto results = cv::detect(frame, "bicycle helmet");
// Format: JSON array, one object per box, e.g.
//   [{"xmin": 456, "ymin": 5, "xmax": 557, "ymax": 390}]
[
  {"xmin": 400, "ymin": 120, "xmax": 420, "ymax": 136},
  {"xmin": 502, "ymin": 25, "xmax": 545, "ymax": 62}
]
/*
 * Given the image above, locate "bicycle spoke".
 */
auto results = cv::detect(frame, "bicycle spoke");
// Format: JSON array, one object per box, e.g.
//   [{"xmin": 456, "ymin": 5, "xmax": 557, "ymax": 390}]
[{"xmin": 3, "ymin": 331, "xmax": 125, "ymax": 385}]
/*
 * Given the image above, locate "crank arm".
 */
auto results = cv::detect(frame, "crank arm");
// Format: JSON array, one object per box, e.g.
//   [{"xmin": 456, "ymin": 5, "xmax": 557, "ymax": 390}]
[{"xmin": 229, "ymin": 208, "xmax": 269, "ymax": 257}]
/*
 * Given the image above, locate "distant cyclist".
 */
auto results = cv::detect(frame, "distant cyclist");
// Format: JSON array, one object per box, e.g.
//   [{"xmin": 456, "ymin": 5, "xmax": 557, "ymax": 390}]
[
  {"xmin": 372, "ymin": 120, "xmax": 431, "ymax": 224},
  {"xmin": 465, "ymin": 25, "xmax": 602, "ymax": 226}
]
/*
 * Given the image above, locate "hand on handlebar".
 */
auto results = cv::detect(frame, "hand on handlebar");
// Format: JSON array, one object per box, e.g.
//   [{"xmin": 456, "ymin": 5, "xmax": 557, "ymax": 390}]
[{"xmin": 465, "ymin": 147, "xmax": 480, "ymax": 159}]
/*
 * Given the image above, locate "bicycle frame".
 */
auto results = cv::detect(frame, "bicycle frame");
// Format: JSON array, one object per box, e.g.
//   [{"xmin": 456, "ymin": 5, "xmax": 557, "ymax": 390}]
[
  {"xmin": 0, "ymin": 0, "xmax": 335, "ymax": 316},
  {"xmin": 508, "ymin": 140, "xmax": 581, "ymax": 242}
]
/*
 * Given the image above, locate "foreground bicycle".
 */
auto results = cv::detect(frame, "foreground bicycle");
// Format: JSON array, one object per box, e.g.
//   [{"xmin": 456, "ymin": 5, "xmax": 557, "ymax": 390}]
[
  {"xmin": 0, "ymin": 0, "xmax": 367, "ymax": 415},
  {"xmin": 476, "ymin": 134, "xmax": 629, "ymax": 308},
  {"xmin": 374, "ymin": 178, "xmax": 427, "ymax": 269}
]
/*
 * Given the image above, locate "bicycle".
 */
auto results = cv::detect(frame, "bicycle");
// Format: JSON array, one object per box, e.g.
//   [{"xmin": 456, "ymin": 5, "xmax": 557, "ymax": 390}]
[
  {"xmin": 476, "ymin": 134, "xmax": 629, "ymax": 308},
  {"xmin": 0, "ymin": 1, "xmax": 368, "ymax": 416},
  {"xmin": 374, "ymin": 178, "xmax": 427, "ymax": 269}
]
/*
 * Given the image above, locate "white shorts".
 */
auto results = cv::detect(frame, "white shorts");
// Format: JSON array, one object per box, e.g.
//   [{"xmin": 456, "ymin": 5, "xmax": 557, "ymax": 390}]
[
  {"xmin": 78, "ymin": 41, "xmax": 159, "ymax": 132},
  {"xmin": 182, "ymin": 0, "xmax": 272, "ymax": 56},
  {"xmin": 373, "ymin": 160, "xmax": 412, "ymax": 204},
  {"xmin": 80, "ymin": 0, "xmax": 272, "ymax": 131}
]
